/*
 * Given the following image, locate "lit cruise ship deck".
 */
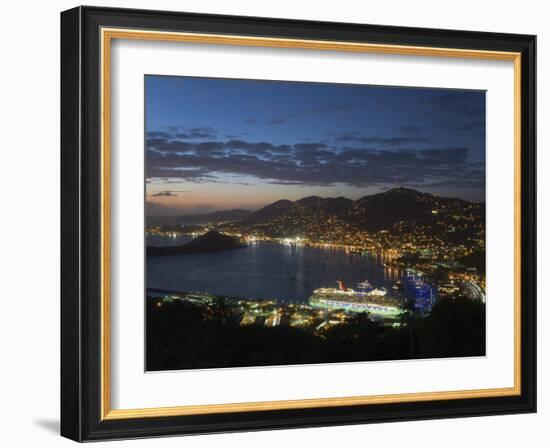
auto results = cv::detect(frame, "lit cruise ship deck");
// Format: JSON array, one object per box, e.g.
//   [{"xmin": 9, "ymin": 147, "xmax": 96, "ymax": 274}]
[{"xmin": 309, "ymin": 281, "xmax": 403, "ymax": 316}]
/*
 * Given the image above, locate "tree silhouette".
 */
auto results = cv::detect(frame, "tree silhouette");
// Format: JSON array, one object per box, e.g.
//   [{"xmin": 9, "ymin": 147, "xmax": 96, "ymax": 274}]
[{"xmin": 146, "ymin": 295, "xmax": 485, "ymax": 371}]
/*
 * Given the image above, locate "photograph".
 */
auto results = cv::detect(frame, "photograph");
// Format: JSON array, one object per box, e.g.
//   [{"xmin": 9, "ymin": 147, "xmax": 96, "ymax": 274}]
[
  {"xmin": 144, "ymin": 76, "xmax": 487, "ymax": 371},
  {"xmin": 56, "ymin": 4, "xmax": 537, "ymax": 442}
]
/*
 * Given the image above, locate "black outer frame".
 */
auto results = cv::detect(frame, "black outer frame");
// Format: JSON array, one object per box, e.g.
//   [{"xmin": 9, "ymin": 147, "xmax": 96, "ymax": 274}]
[{"xmin": 60, "ymin": 6, "xmax": 536, "ymax": 442}]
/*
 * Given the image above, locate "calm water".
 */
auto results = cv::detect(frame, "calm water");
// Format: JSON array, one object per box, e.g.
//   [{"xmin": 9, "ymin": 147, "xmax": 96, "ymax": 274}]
[
  {"xmin": 147, "ymin": 234, "xmax": 193, "ymax": 247},
  {"xmin": 146, "ymin": 237, "xmax": 402, "ymax": 303}
]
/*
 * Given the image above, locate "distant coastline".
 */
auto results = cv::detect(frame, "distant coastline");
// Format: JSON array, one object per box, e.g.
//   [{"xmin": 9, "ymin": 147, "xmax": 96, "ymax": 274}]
[{"xmin": 147, "ymin": 230, "xmax": 246, "ymax": 256}]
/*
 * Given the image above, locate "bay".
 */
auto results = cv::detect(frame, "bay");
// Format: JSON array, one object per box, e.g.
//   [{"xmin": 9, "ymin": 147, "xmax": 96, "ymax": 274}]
[{"xmin": 146, "ymin": 238, "xmax": 402, "ymax": 303}]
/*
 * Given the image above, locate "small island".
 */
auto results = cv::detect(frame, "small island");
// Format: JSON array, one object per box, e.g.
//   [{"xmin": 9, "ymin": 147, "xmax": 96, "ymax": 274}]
[{"xmin": 147, "ymin": 230, "xmax": 247, "ymax": 256}]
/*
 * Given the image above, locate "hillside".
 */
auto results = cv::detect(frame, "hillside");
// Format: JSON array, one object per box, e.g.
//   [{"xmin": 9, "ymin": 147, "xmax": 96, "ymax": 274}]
[
  {"xmin": 147, "ymin": 230, "xmax": 246, "ymax": 256},
  {"xmin": 242, "ymin": 188, "xmax": 483, "ymax": 235},
  {"xmin": 352, "ymin": 187, "xmax": 474, "ymax": 231}
]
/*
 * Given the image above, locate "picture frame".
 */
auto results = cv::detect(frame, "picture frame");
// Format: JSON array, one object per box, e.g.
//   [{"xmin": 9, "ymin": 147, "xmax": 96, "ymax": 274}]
[{"xmin": 60, "ymin": 6, "xmax": 536, "ymax": 442}]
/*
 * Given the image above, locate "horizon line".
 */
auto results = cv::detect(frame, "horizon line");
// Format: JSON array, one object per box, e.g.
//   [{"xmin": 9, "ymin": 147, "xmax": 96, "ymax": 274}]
[{"xmin": 146, "ymin": 187, "xmax": 486, "ymax": 218}]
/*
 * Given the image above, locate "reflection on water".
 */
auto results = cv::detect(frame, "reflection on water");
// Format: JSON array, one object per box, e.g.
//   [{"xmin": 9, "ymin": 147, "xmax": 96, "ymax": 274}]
[
  {"xmin": 147, "ymin": 234, "xmax": 192, "ymax": 247},
  {"xmin": 146, "ymin": 239, "xmax": 402, "ymax": 303}
]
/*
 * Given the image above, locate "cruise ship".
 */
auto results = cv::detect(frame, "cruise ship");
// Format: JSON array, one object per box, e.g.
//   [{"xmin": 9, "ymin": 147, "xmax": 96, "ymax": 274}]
[{"xmin": 309, "ymin": 280, "xmax": 402, "ymax": 316}]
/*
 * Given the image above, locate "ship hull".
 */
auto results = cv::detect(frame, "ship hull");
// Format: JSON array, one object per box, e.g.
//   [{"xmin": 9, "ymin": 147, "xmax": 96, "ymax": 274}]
[{"xmin": 309, "ymin": 296, "xmax": 402, "ymax": 316}]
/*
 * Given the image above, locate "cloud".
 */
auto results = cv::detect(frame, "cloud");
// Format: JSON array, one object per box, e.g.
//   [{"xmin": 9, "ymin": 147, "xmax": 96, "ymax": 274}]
[
  {"xmin": 225, "ymin": 139, "xmax": 292, "ymax": 154},
  {"xmin": 243, "ymin": 118, "xmax": 258, "ymax": 125},
  {"xmin": 145, "ymin": 127, "xmax": 483, "ymax": 190},
  {"xmin": 149, "ymin": 190, "xmax": 194, "ymax": 197},
  {"xmin": 333, "ymin": 131, "xmax": 430, "ymax": 146},
  {"xmin": 147, "ymin": 131, "xmax": 173, "ymax": 139},
  {"xmin": 151, "ymin": 191, "xmax": 177, "ymax": 197},
  {"xmin": 147, "ymin": 135, "xmax": 292, "ymax": 158}
]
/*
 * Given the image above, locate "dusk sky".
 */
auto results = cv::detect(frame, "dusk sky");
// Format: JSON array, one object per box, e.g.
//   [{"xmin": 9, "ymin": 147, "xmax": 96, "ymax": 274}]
[{"xmin": 145, "ymin": 75, "xmax": 485, "ymax": 216}]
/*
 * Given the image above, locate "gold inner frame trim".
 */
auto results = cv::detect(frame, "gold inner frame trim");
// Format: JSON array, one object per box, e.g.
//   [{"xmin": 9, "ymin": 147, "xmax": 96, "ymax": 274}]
[{"xmin": 100, "ymin": 27, "xmax": 522, "ymax": 421}]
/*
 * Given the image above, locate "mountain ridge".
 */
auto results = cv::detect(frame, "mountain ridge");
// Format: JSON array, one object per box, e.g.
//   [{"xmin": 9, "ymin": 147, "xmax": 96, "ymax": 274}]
[
  {"xmin": 147, "ymin": 188, "xmax": 484, "ymax": 233},
  {"xmin": 243, "ymin": 188, "xmax": 482, "ymax": 233}
]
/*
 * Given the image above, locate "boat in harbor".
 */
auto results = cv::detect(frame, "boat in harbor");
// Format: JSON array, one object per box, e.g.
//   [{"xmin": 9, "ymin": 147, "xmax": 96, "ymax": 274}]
[
  {"xmin": 356, "ymin": 279, "xmax": 373, "ymax": 292},
  {"xmin": 309, "ymin": 280, "xmax": 401, "ymax": 316},
  {"xmin": 392, "ymin": 279, "xmax": 403, "ymax": 291}
]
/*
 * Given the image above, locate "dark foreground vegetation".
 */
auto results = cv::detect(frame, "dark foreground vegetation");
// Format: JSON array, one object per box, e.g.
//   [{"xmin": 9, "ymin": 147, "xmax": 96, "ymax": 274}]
[{"xmin": 146, "ymin": 297, "xmax": 485, "ymax": 371}]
